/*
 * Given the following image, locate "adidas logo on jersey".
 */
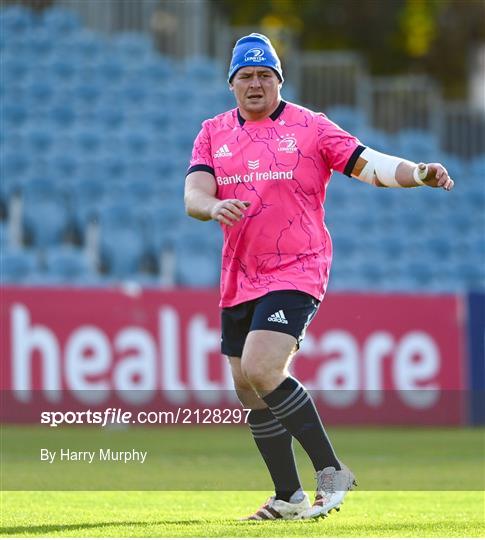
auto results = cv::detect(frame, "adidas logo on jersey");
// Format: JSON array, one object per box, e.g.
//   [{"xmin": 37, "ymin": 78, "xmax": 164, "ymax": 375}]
[
  {"xmin": 214, "ymin": 144, "xmax": 232, "ymax": 158},
  {"xmin": 267, "ymin": 310, "xmax": 288, "ymax": 324}
]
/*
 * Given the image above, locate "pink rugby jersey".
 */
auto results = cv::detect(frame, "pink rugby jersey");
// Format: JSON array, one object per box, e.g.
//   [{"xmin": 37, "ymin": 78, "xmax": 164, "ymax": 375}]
[{"xmin": 187, "ymin": 101, "xmax": 363, "ymax": 308}]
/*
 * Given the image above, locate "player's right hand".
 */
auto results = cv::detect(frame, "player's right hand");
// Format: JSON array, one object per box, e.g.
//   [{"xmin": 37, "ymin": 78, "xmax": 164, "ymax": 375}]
[
  {"xmin": 210, "ymin": 199, "xmax": 251, "ymax": 226},
  {"xmin": 418, "ymin": 162, "xmax": 455, "ymax": 191}
]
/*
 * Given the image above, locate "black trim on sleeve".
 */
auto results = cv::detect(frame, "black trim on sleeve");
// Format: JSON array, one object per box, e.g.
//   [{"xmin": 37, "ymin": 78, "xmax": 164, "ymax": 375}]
[
  {"xmin": 343, "ymin": 145, "xmax": 366, "ymax": 177},
  {"xmin": 186, "ymin": 164, "xmax": 215, "ymax": 177}
]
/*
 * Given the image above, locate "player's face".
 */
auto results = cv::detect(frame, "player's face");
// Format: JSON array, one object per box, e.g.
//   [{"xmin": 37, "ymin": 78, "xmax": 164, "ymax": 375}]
[{"xmin": 230, "ymin": 67, "xmax": 281, "ymax": 120}]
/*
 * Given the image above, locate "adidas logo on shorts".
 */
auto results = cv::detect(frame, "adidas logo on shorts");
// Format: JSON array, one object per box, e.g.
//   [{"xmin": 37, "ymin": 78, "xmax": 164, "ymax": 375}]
[{"xmin": 267, "ymin": 310, "xmax": 288, "ymax": 324}]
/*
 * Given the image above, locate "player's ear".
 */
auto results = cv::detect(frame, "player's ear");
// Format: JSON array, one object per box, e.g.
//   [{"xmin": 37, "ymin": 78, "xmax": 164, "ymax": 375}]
[{"xmin": 228, "ymin": 83, "xmax": 234, "ymax": 92}]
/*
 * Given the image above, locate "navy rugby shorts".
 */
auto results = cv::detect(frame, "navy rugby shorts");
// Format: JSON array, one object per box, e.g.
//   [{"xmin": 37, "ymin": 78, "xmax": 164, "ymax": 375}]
[{"xmin": 221, "ymin": 290, "xmax": 320, "ymax": 357}]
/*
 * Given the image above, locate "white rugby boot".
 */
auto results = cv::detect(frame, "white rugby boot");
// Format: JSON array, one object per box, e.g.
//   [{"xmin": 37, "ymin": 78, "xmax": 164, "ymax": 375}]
[
  {"xmin": 303, "ymin": 463, "xmax": 357, "ymax": 519},
  {"xmin": 240, "ymin": 492, "xmax": 311, "ymax": 521}
]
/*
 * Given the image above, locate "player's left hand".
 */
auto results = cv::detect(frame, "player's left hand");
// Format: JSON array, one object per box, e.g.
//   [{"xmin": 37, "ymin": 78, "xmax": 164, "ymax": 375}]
[{"xmin": 418, "ymin": 163, "xmax": 455, "ymax": 191}]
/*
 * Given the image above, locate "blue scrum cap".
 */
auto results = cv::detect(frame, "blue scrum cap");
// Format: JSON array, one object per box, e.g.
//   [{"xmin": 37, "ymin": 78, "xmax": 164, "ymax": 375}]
[{"xmin": 228, "ymin": 33, "xmax": 283, "ymax": 83}]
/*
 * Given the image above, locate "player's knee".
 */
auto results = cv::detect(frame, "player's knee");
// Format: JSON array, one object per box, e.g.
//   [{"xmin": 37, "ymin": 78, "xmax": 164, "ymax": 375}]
[
  {"xmin": 241, "ymin": 361, "xmax": 262, "ymax": 387},
  {"xmin": 241, "ymin": 356, "xmax": 281, "ymax": 389},
  {"xmin": 228, "ymin": 359, "xmax": 250, "ymax": 388},
  {"xmin": 232, "ymin": 372, "xmax": 252, "ymax": 393},
  {"xmin": 235, "ymin": 386, "xmax": 261, "ymax": 408},
  {"xmin": 230, "ymin": 370, "xmax": 263, "ymax": 408}
]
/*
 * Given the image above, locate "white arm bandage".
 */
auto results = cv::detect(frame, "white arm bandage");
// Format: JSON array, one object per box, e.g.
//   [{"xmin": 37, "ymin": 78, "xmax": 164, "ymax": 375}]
[{"xmin": 353, "ymin": 147, "xmax": 406, "ymax": 188}]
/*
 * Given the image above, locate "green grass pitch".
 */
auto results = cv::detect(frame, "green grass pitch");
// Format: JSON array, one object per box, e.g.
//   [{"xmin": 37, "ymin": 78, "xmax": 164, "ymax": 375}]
[
  {"xmin": 1, "ymin": 490, "xmax": 484, "ymax": 537},
  {"xmin": 1, "ymin": 426, "xmax": 484, "ymax": 537}
]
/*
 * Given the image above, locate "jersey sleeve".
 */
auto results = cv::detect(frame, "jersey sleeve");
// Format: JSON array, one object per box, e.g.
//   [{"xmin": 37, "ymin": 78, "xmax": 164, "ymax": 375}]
[
  {"xmin": 316, "ymin": 113, "xmax": 365, "ymax": 177},
  {"xmin": 186, "ymin": 120, "xmax": 215, "ymax": 177}
]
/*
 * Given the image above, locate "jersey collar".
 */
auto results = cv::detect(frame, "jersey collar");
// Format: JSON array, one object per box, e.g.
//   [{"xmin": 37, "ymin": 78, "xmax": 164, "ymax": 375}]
[{"xmin": 237, "ymin": 100, "xmax": 287, "ymax": 126}]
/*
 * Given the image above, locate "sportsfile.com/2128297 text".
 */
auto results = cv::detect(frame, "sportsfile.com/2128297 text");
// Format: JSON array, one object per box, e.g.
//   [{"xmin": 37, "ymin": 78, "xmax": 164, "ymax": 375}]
[{"xmin": 40, "ymin": 407, "xmax": 251, "ymax": 427}]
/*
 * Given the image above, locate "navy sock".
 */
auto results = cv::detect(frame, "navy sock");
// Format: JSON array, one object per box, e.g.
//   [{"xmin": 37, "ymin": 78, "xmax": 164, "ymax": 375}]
[
  {"xmin": 248, "ymin": 408, "xmax": 302, "ymax": 502},
  {"xmin": 263, "ymin": 376, "xmax": 340, "ymax": 472}
]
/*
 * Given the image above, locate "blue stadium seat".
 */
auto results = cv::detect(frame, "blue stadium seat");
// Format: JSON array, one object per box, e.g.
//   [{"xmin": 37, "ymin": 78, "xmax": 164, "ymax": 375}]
[
  {"xmin": 116, "ymin": 80, "xmax": 149, "ymax": 107},
  {"xmin": 71, "ymin": 82, "xmax": 102, "ymax": 107},
  {"xmin": 49, "ymin": 148, "xmax": 80, "ymax": 178},
  {"xmin": 96, "ymin": 152, "xmax": 126, "ymax": 180},
  {"xmin": 118, "ymin": 128, "xmax": 151, "ymax": 156},
  {"xmin": 139, "ymin": 56, "xmax": 174, "ymax": 84},
  {"xmin": 22, "ymin": 175, "xmax": 65, "ymax": 204},
  {"xmin": 467, "ymin": 230, "xmax": 485, "ymax": 259},
  {"xmin": 95, "ymin": 56, "xmax": 126, "ymax": 83},
  {"xmin": 0, "ymin": 5, "xmax": 33, "ymax": 38},
  {"xmin": 48, "ymin": 102, "xmax": 77, "ymax": 127},
  {"xmin": 359, "ymin": 128, "xmax": 397, "ymax": 155},
  {"xmin": 142, "ymin": 203, "xmax": 184, "ymax": 251},
  {"xmin": 1, "ymin": 248, "xmax": 38, "ymax": 283},
  {"xmin": 0, "ymin": 222, "xmax": 9, "ymax": 248},
  {"xmin": 71, "ymin": 172, "xmax": 106, "ymax": 201},
  {"xmin": 169, "ymin": 125, "xmax": 198, "ymax": 154},
  {"xmin": 449, "ymin": 210, "xmax": 475, "ymax": 234},
  {"xmin": 50, "ymin": 55, "xmax": 77, "ymax": 82},
  {"xmin": 120, "ymin": 178, "xmax": 159, "ymax": 206},
  {"xmin": 0, "ymin": 150, "xmax": 30, "ymax": 199},
  {"xmin": 101, "ymin": 227, "xmax": 145, "ymax": 277},
  {"xmin": 23, "ymin": 126, "xmax": 55, "ymax": 156},
  {"xmin": 371, "ymin": 232, "xmax": 405, "ymax": 259},
  {"xmin": 44, "ymin": 246, "xmax": 95, "ymax": 283},
  {"xmin": 458, "ymin": 262, "xmax": 484, "ymax": 290},
  {"xmin": 1, "ymin": 54, "xmax": 30, "ymax": 83},
  {"xmin": 281, "ymin": 84, "xmax": 298, "ymax": 103},
  {"xmin": 63, "ymin": 29, "xmax": 107, "ymax": 64},
  {"xmin": 326, "ymin": 106, "xmax": 366, "ymax": 134},
  {"xmin": 441, "ymin": 154, "xmax": 465, "ymax": 179},
  {"xmin": 0, "ymin": 73, "xmax": 21, "ymax": 103},
  {"xmin": 22, "ymin": 80, "xmax": 56, "ymax": 114},
  {"xmin": 183, "ymin": 56, "xmax": 224, "ymax": 81},
  {"xmin": 140, "ymin": 105, "xmax": 171, "ymax": 131},
  {"xmin": 174, "ymin": 234, "xmax": 220, "ymax": 287},
  {"xmin": 129, "ymin": 273, "xmax": 161, "ymax": 287},
  {"xmin": 92, "ymin": 101, "xmax": 125, "ymax": 129},
  {"xmin": 425, "ymin": 237, "xmax": 453, "ymax": 261},
  {"xmin": 445, "ymin": 259, "xmax": 484, "ymax": 291},
  {"xmin": 467, "ymin": 186, "xmax": 485, "ymax": 214},
  {"xmin": 355, "ymin": 260, "xmax": 385, "ymax": 289},
  {"xmin": 468, "ymin": 155, "xmax": 485, "ymax": 177},
  {"xmin": 24, "ymin": 27, "xmax": 55, "ymax": 59},
  {"xmin": 69, "ymin": 180, "xmax": 107, "ymax": 231},
  {"xmin": 199, "ymin": 87, "xmax": 234, "ymax": 114},
  {"xmin": 403, "ymin": 260, "xmax": 436, "ymax": 289},
  {"xmin": 72, "ymin": 127, "xmax": 103, "ymax": 155},
  {"xmin": 331, "ymin": 232, "xmax": 359, "ymax": 258},
  {"xmin": 168, "ymin": 85, "xmax": 197, "ymax": 108},
  {"xmin": 97, "ymin": 200, "xmax": 140, "ymax": 233},
  {"xmin": 25, "ymin": 72, "xmax": 56, "ymax": 100},
  {"xmin": 22, "ymin": 200, "xmax": 70, "ymax": 248},
  {"xmin": 3, "ymin": 114, "xmax": 27, "ymax": 146},
  {"xmin": 41, "ymin": 7, "xmax": 81, "ymax": 37},
  {"xmin": 397, "ymin": 129, "xmax": 440, "ymax": 162},
  {"xmin": 111, "ymin": 32, "xmax": 154, "ymax": 61},
  {"xmin": 140, "ymin": 154, "xmax": 177, "ymax": 180}
]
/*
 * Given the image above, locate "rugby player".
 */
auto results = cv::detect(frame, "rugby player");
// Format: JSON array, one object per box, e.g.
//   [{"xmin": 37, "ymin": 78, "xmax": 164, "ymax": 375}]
[{"xmin": 185, "ymin": 33, "xmax": 454, "ymax": 521}]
